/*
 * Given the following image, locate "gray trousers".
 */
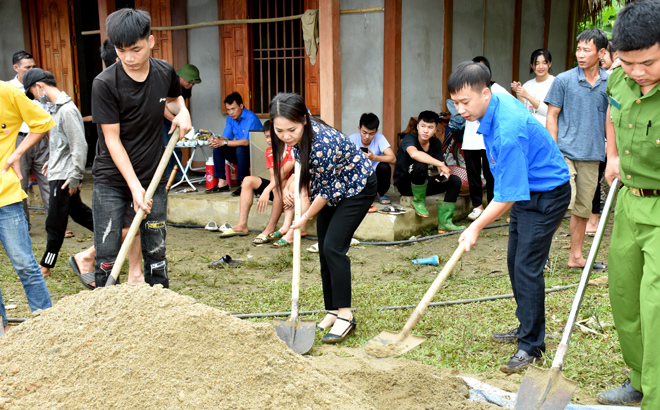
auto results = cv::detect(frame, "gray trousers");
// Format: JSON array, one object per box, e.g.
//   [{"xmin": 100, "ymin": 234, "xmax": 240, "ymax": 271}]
[{"xmin": 16, "ymin": 133, "xmax": 50, "ymax": 230}]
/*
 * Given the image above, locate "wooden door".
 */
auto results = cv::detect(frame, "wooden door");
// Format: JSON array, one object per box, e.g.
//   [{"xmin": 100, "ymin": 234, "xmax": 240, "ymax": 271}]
[
  {"xmin": 219, "ymin": 1, "xmax": 252, "ymax": 112},
  {"xmin": 27, "ymin": 0, "xmax": 79, "ymax": 106},
  {"xmin": 135, "ymin": 0, "xmax": 173, "ymax": 63}
]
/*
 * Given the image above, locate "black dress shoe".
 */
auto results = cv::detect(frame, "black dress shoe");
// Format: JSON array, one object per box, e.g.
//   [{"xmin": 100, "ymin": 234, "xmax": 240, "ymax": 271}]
[
  {"xmin": 597, "ymin": 378, "xmax": 643, "ymax": 405},
  {"xmin": 206, "ymin": 185, "xmax": 229, "ymax": 193},
  {"xmin": 321, "ymin": 316, "xmax": 356, "ymax": 343},
  {"xmin": 491, "ymin": 327, "xmax": 519, "ymax": 343},
  {"xmin": 500, "ymin": 349, "xmax": 541, "ymax": 373}
]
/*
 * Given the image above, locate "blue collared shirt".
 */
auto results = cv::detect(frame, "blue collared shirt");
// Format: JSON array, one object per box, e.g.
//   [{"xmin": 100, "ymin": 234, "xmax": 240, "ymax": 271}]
[
  {"xmin": 477, "ymin": 94, "xmax": 570, "ymax": 202},
  {"xmin": 543, "ymin": 67, "xmax": 609, "ymax": 161},
  {"xmin": 222, "ymin": 107, "xmax": 263, "ymax": 141}
]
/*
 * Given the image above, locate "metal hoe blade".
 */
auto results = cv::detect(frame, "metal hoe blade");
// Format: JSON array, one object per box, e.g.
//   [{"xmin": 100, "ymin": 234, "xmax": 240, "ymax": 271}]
[
  {"xmin": 365, "ymin": 330, "xmax": 426, "ymax": 358},
  {"xmin": 515, "ymin": 366, "xmax": 577, "ymax": 410},
  {"xmin": 273, "ymin": 318, "xmax": 316, "ymax": 355}
]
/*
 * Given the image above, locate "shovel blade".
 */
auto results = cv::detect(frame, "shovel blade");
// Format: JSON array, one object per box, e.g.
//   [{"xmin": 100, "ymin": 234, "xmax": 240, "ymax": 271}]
[
  {"xmin": 515, "ymin": 366, "xmax": 578, "ymax": 410},
  {"xmin": 273, "ymin": 318, "xmax": 316, "ymax": 355},
  {"xmin": 364, "ymin": 330, "xmax": 427, "ymax": 358}
]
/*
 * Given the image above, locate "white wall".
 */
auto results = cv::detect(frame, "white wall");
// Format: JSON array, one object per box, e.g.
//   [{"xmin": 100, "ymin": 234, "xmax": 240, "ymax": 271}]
[
  {"xmin": 340, "ymin": 0, "xmax": 385, "ymax": 135},
  {"xmin": 401, "ymin": 0, "xmax": 445, "ymax": 126},
  {"xmin": 186, "ymin": 0, "xmax": 226, "ymax": 135},
  {"xmin": 0, "ymin": 0, "xmax": 25, "ymax": 81}
]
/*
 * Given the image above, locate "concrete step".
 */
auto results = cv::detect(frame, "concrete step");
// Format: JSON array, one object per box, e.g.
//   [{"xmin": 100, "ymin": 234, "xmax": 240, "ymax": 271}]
[{"xmin": 28, "ymin": 176, "xmax": 474, "ymax": 242}]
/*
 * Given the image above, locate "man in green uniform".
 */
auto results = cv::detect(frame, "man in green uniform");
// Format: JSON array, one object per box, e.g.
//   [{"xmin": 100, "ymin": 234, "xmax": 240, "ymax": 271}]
[{"xmin": 599, "ymin": 0, "xmax": 660, "ymax": 406}]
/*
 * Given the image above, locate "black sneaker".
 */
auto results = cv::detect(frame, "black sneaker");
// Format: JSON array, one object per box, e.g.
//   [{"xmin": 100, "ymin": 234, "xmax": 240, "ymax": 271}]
[
  {"xmin": 491, "ymin": 327, "xmax": 519, "ymax": 343},
  {"xmin": 597, "ymin": 378, "xmax": 643, "ymax": 406},
  {"xmin": 500, "ymin": 350, "xmax": 541, "ymax": 373}
]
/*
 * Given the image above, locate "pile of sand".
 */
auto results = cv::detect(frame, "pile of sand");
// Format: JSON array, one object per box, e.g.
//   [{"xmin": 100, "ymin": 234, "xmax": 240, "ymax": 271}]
[{"xmin": 0, "ymin": 285, "xmax": 498, "ymax": 409}]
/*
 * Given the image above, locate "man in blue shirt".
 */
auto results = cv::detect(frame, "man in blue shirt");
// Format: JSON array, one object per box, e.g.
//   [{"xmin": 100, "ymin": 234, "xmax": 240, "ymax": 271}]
[
  {"xmin": 545, "ymin": 29, "xmax": 609, "ymax": 271},
  {"xmin": 207, "ymin": 92, "xmax": 262, "ymax": 193},
  {"xmin": 449, "ymin": 61, "xmax": 571, "ymax": 373}
]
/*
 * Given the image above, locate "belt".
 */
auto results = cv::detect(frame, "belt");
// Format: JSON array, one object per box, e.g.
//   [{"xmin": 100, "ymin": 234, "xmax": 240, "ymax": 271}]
[
  {"xmin": 629, "ymin": 187, "xmax": 660, "ymax": 197},
  {"xmin": 18, "ymin": 132, "xmax": 28, "ymax": 137}
]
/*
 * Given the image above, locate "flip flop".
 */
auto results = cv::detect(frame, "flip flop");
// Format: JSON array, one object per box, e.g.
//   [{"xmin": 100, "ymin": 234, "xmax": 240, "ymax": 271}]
[
  {"xmin": 205, "ymin": 221, "xmax": 219, "ymax": 231},
  {"xmin": 272, "ymin": 238, "xmax": 291, "ymax": 248},
  {"xmin": 568, "ymin": 261, "xmax": 607, "ymax": 271},
  {"xmin": 253, "ymin": 233, "xmax": 270, "ymax": 244},
  {"xmin": 64, "ymin": 229, "xmax": 74, "ymax": 238},
  {"xmin": 208, "ymin": 255, "xmax": 243, "ymax": 268},
  {"xmin": 218, "ymin": 222, "xmax": 233, "ymax": 233},
  {"xmin": 368, "ymin": 205, "xmax": 378, "ymax": 213},
  {"xmin": 585, "ymin": 231, "xmax": 596, "ymax": 237},
  {"xmin": 219, "ymin": 228, "xmax": 248, "ymax": 238},
  {"xmin": 379, "ymin": 205, "xmax": 405, "ymax": 215},
  {"xmin": 69, "ymin": 256, "xmax": 95, "ymax": 290},
  {"xmin": 392, "ymin": 204, "xmax": 407, "ymax": 214},
  {"xmin": 307, "ymin": 243, "xmax": 319, "ymax": 253},
  {"xmin": 267, "ymin": 230, "xmax": 284, "ymax": 241},
  {"xmin": 378, "ymin": 195, "xmax": 391, "ymax": 205}
]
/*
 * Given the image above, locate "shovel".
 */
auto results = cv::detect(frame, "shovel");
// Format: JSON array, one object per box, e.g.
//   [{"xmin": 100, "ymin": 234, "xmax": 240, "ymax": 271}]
[
  {"xmin": 273, "ymin": 162, "xmax": 316, "ymax": 354},
  {"xmin": 515, "ymin": 178, "xmax": 620, "ymax": 410},
  {"xmin": 365, "ymin": 242, "xmax": 466, "ymax": 358},
  {"xmin": 105, "ymin": 128, "xmax": 181, "ymax": 286}
]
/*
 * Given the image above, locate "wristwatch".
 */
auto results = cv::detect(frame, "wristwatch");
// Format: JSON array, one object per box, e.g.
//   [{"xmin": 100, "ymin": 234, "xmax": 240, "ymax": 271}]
[{"xmin": 224, "ymin": 139, "xmax": 228, "ymax": 146}]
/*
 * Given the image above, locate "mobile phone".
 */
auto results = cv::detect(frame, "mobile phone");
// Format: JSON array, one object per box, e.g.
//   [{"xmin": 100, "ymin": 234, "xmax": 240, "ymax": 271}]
[
  {"xmin": 437, "ymin": 175, "xmax": 448, "ymax": 183},
  {"xmin": 360, "ymin": 147, "xmax": 368, "ymax": 153}
]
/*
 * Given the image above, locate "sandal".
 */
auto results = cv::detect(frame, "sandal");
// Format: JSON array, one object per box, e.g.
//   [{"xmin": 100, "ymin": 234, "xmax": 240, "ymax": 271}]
[
  {"xmin": 368, "ymin": 204, "xmax": 378, "ymax": 213},
  {"xmin": 205, "ymin": 221, "xmax": 219, "ymax": 231},
  {"xmin": 272, "ymin": 238, "xmax": 291, "ymax": 248},
  {"xmin": 378, "ymin": 195, "xmax": 391, "ymax": 205},
  {"xmin": 218, "ymin": 222, "xmax": 233, "ymax": 233},
  {"xmin": 392, "ymin": 204, "xmax": 407, "ymax": 214},
  {"xmin": 321, "ymin": 316, "xmax": 357, "ymax": 343},
  {"xmin": 219, "ymin": 228, "xmax": 248, "ymax": 238},
  {"xmin": 316, "ymin": 311, "xmax": 338, "ymax": 331},
  {"xmin": 379, "ymin": 205, "xmax": 404, "ymax": 215},
  {"xmin": 267, "ymin": 230, "xmax": 284, "ymax": 241},
  {"xmin": 64, "ymin": 229, "xmax": 74, "ymax": 238},
  {"xmin": 253, "ymin": 233, "xmax": 270, "ymax": 244},
  {"xmin": 208, "ymin": 255, "xmax": 243, "ymax": 268},
  {"xmin": 307, "ymin": 243, "xmax": 319, "ymax": 253},
  {"xmin": 69, "ymin": 256, "xmax": 95, "ymax": 290}
]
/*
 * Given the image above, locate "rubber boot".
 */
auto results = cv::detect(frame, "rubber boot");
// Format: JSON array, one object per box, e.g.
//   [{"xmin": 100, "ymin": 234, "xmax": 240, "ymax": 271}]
[
  {"xmin": 437, "ymin": 202, "xmax": 464, "ymax": 232},
  {"xmin": 411, "ymin": 182, "xmax": 430, "ymax": 218}
]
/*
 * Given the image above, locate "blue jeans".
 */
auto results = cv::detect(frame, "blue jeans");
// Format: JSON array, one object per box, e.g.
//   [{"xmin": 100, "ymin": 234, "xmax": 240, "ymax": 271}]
[
  {"xmin": 92, "ymin": 184, "xmax": 169, "ymax": 287},
  {"xmin": 0, "ymin": 202, "xmax": 52, "ymax": 326}
]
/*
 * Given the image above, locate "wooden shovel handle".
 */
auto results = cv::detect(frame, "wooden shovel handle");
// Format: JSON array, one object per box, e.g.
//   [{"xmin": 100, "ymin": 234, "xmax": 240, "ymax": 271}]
[
  {"xmin": 106, "ymin": 128, "xmax": 181, "ymax": 286},
  {"xmin": 399, "ymin": 242, "xmax": 466, "ymax": 340},
  {"xmin": 290, "ymin": 161, "xmax": 302, "ymax": 321}
]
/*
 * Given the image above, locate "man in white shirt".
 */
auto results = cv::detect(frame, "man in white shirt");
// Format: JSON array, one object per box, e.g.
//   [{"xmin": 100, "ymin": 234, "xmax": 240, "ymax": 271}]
[
  {"xmin": 347, "ymin": 113, "xmax": 395, "ymax": 204},
  {"xmin": 9, "ymin": 51, "xmax": 50, "ymax": 231}
]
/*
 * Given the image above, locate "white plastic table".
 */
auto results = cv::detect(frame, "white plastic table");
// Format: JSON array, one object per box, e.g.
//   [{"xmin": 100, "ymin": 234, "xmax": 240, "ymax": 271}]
[{"xmin": 171, "ymin": 139, "xmax": 210, "ymax": 191}]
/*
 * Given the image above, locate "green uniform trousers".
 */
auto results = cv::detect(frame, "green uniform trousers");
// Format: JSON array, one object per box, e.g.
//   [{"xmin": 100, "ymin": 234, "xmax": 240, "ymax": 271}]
[{"xmin": 609, "ymin": 186, "xmax": 660, "ymax": 408}]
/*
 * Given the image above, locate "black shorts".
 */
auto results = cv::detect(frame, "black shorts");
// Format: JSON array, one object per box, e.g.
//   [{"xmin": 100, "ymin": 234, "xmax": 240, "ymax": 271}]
[
  {"xmin": 255, "ymin": 177, "xmax": 273, "ymax": 201},
  {"xmin": 123, "ymin": 203, "xmax": 136, "ymax": 227}
]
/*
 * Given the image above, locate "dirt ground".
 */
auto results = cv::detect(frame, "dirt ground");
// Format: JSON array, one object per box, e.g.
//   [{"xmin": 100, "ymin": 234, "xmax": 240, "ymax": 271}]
[{"xmin": 2, "ymin": 209, "xmax": 613, "ymax": 408}]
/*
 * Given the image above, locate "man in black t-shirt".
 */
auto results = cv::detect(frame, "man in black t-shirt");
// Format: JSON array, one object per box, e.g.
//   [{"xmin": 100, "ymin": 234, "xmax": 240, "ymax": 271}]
[
  {"xmin": 91, "ymin": 8, "xmax": 191, "ymax": 288},
  {"xmin": 393, "ymin": 110, "xmax": 464, "ymax": 232}
]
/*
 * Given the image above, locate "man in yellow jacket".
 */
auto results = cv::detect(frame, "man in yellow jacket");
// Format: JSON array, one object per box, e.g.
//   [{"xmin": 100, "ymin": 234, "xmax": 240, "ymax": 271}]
[{"xmin": 0, "ymin": 81, "xmax": 55, "ymax": 336}]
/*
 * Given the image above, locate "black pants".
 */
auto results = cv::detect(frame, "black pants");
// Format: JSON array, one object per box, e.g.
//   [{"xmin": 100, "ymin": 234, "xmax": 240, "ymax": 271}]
[
  {"xmin": 395, "ymin": 161, "xmax": 461, "ymax": 203},
  {"xmin": 41, "ymin": 180, "xmax": 94, "ymax": 268},
  {"xmin": 507, "ymin": 181, "xmax": 570, "ymax": 356},
  {"xmin": 375, "ymin": 162, "xmax": 392, "ymax": 197},
  {"xmin": 317, "ymin": 173, "xmax": 377, "ymax": 310},
  {"xmin": 591, "ymin": 160, "xmax": 606, "ymax": 214},
  {"xmin": 463, "ymin": 149, "xmax": 494, "ymax": 208}
]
